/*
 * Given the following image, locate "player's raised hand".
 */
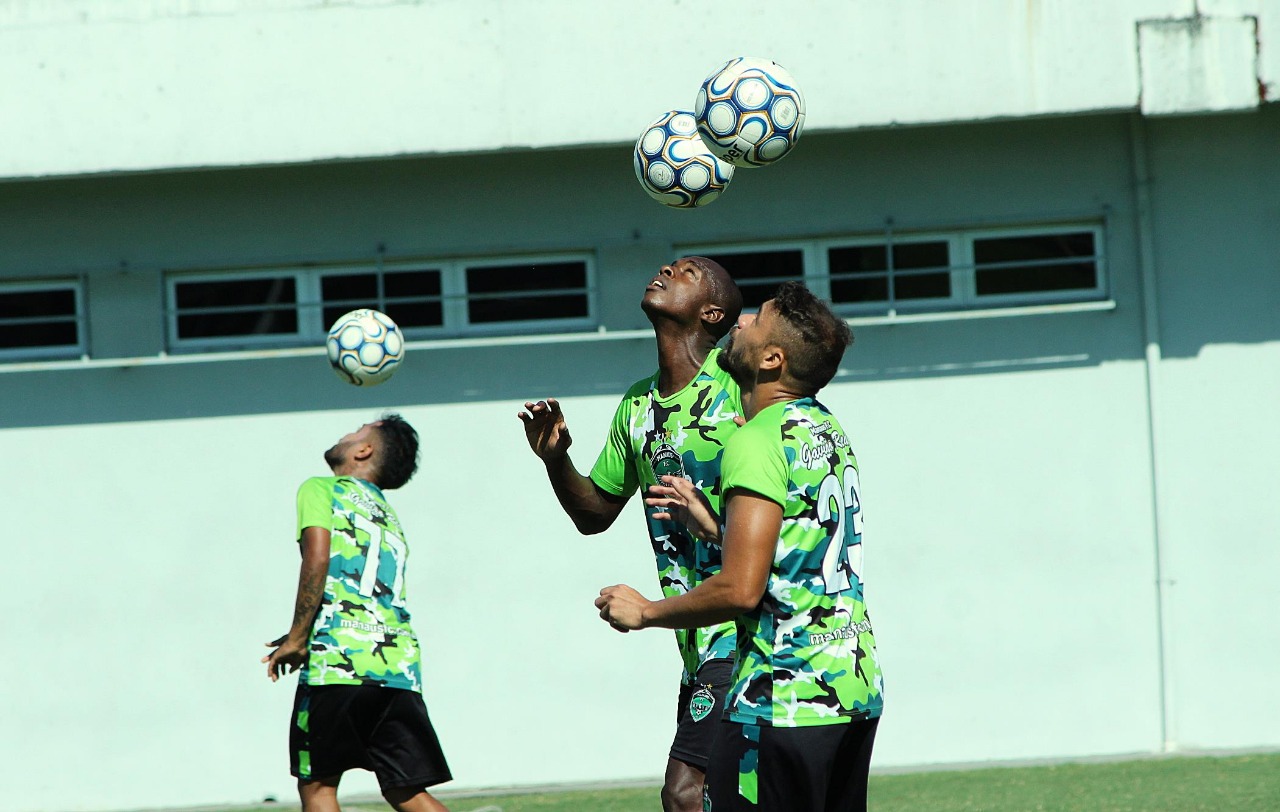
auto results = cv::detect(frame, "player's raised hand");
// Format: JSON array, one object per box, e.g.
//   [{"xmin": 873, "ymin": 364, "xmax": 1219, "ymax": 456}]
[
  {"xmin": 262, "ymin": 634, "xmax": 308, "ymax": 682},
  {"xmin": 595, "ymin": 584, "xmax": 651, "ymax": 632},
  {"xmin": 645, "ymin": 475, "xmax": 722, "ymax": 541},
  {"xmin": 518, "ymin": 398, "xmax": 573, "ymax": 460}
]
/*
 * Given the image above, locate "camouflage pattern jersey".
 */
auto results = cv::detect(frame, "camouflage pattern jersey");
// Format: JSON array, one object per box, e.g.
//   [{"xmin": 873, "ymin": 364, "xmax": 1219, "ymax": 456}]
[
  {"xmin": 719, "ymin": 398, "xmax": 885, "ymax": 727},
  {"xmin": 295, "ymin": 476, "xmax": 422, "ymax": 692},
  {"xmin": 590, "ymin": 348, "xmax": 742, "ymax": 684}
]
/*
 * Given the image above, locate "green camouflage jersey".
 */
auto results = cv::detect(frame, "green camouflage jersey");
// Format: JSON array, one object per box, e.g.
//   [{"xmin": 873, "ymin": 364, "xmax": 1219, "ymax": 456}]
[
  {"xmin": 295, "ymin": 475, "xmax": 422, "ymax": 692},
  {"xmin": 590, "ymin": 348, "xmax": 741, "ymax": 684},
  {"xmin": 720, "ymin": 398, "xmax": 884, "ymax": 727}
]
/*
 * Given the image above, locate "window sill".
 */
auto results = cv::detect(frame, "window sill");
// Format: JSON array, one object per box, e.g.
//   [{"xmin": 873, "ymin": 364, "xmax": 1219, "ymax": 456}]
[{"xmin": 0, "ymin": 300, "xmax": 1117, "ymax": 374}]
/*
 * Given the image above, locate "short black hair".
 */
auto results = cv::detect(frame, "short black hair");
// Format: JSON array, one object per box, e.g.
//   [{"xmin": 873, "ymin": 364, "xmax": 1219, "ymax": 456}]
[
  {"xmin": 768, "ymin": 281, "xmax": 853, "ymax": 393},
  {"xmin": 688, "ymin": 256, "xmax": 743, "ymax": 340},
  {"xmin": 372, "ymin": 412, "xmax": 419, "ymax": 490}
]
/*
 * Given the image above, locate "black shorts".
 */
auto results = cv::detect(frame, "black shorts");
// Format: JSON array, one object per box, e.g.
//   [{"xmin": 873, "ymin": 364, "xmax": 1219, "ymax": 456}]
[
  {"xmin": 704, "ymin": 716, "xmax": 879, "ymax": 812},
  {"xmin": 290, "ymin": 683, "xmax": 452, "ymax": 792},
  {"xmin": 669, "ymin": 658, "xmax": 735, "ymax": 771}
]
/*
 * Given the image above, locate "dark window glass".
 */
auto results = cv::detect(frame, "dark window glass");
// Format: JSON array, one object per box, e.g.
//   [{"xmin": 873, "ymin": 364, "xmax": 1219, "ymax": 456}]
[
  {"xmin": 699, "ymin": 250, "xmax": 803, "ymax": 310},
  {"xmin": 384, "ymin": 269, "xmax": 443, "ymax": 328},
  {"xmin": 828, "ymin": 245, "xmax": 888, "ymax": 303},
  {"xmin": 466, "ymin": 261, "xmax": 588, "ymax": 324},
  {"xmin": 0, "ymin": 288, "xmax": 79, "ymax": 349},
  {"xmin": 974, "ymin": 232, "xmax": 1098, "ymax": 296},
  {"xmin": 321, "ymin": 273, "xmax": 379, "ymax": 326},
  {"xmin": 174, "ymin": 277, "xmax": 297, "ymax": 338},
  {"xmin": 829, "ymin": 241, "xmax": 950, "ymax": 304},
  {"xmin": 321, "ymin": 270, "xmax": 444, "ymax": 329}
]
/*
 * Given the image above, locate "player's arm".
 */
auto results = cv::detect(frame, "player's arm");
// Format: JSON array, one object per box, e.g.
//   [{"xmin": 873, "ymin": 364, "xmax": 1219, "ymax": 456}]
[
  {"xmin": 518, "ymin": 397, "xmax": 629, "ymax": 534},
  {"xmin": 262, "ymin": 526, "xmax": 329, "ymax": 682},
  {"xmin": 596, "ymin": 488, "xmax": 781, "ymax": 630}
]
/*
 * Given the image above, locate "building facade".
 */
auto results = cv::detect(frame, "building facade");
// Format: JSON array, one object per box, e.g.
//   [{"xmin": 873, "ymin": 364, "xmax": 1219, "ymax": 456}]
[{"xmin": 2, "ymin": 2, "xmax": 1277, "ymax": 810}]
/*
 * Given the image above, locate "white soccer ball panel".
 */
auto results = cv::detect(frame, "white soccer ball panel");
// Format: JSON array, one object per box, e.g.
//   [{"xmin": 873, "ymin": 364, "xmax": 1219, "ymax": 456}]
[
  {"xmin": 641, "ymin": 128, "xmax": 666, "ymax": 155},
  {"xmin": 734, "ymin": 77, "xmax": 770, "ymax": 109},
  {"xmin": 681, "ymin": 163, "xmax": 711, "ymax": 191},
  {"xmin": 706, "ymin": 102, "xmax": 738, "ymax": 136},
  {"xmin": 771, "ymin": 97, "xmax": 799, "ymax": 128}
]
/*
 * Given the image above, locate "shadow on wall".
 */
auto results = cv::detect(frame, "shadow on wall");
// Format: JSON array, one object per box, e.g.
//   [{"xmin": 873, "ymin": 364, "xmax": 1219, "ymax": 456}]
[{"xmin": 3, "ymin": 304, "xmax": 1138, "ymax": 429}]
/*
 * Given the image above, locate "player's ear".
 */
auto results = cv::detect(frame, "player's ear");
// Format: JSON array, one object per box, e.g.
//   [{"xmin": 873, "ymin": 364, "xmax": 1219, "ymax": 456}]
[
  {"xmin": 761, "ymin": 344, "xmax": 784, "ymax": 372},
  {"xmin": 352, "ymin": 441, "xmax": 376, "ymax": 462},
  {"xmin": 701, "ymin": 304, "xmax": 725, "ymax": 326}
]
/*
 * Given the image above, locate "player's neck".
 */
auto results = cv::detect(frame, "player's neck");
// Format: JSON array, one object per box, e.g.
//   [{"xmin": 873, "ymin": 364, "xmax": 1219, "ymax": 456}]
[
  {"xmin": 653, "ymin": 329, "xmax": 714, "ymax": 398},
  {"xmin": 331, "ymin": 462, "xmax": 376, "ymax": 484},
  {"xmin": 742, "ymin": 379, "xmax": 809, "ymax": 420}
]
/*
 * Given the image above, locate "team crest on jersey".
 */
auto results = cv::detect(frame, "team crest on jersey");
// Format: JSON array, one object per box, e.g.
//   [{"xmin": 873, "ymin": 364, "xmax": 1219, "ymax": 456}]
[
  {"xmin": 689, "ymin": 685, "xmax": 716, "ymax": 722},
  {"xmin": 650, "ymin": 441, "xmax": 686, "ymax": 481}
]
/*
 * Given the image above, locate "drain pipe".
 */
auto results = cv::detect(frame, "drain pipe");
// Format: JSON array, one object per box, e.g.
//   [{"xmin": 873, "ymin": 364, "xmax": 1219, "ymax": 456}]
[{"xmin": 1129, "ymin": 112, "xmax": 1175, "ymax": 754}]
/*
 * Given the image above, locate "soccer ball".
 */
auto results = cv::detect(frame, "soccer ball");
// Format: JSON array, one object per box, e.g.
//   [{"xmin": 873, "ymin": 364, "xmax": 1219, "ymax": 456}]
[
  {"xmin": 694, "ymin": 57, "xmax": 806, "ymax": 168},
  {"xmin": 326, "ymin": 309, "xmax": 404, "ymax": 386},
  {"xmin": 633, "ymin": 110, "xmax": 735, "ymax": 208}
]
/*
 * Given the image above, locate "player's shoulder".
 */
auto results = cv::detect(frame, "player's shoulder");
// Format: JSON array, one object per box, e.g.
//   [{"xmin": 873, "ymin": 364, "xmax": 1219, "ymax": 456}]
[
  {"xmin": 727, "ymin": 402, "xmax": 789, "ymax": 451},
  {"xmin": 297, "ymin": 475, "xmax": 340, "ymax": 497},
  {"xmin": 618, "ymin": 371, "xmax": 659, "ymax": 403}
]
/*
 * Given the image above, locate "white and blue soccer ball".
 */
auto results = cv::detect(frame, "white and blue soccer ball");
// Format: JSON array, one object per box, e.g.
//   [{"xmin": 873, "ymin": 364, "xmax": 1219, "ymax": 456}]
[
  {"xmin": 633, "ymin": 110, "xmax": 735, "ymax": 208},
  {"xmin": 326, "ymin": 309, "xmax": 404, "ymax": 386},
  {"xmin": 695, "ymin": 57, "xmax": 806, "ymax": 168}
]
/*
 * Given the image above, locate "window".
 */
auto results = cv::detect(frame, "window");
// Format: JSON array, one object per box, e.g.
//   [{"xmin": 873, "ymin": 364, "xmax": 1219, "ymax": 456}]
[
  {"xmin": 0, "ymin": 280, "xmax": 85, "ymax": 359},
  {"xmin": 464, "ymin": 260, "xmax": 590, "ymax": 326},
  {"xmin": 972, "ymin": 231, "xmax": 1099, "ymax": 297},
  {"xmin": 167, "ymin": 254, "xmax": 594, "ymax": 351},
  {"xmin": 828, "ymin": 240, "xmax": 952, "ymax": 306},
  {"xmin": 320, "ymin": 267, "xmax": 445, "ymax": 330},
  {"xmin": 684, "ymin": 223, "xmax": 1105, "ymax": 316}
]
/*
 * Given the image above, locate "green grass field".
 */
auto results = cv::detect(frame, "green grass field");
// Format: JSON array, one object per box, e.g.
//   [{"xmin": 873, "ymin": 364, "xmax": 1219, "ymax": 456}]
[{"xmin": 213, "ymin": 752, "xmax": 1279, "ymax": 812}]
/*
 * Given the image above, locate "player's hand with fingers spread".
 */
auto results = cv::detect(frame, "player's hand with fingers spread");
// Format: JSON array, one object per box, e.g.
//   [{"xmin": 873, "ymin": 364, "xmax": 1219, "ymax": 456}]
[
  {"xmin": 262, "ymin": 633, "xmax": 309, "ymax": 682},
  {"xmin": 518, "ymin": 397, "xmax": 573, "ymax": 460},
  {"xmin": 595, "ymin": 584, "xmax": 652, "ymax": 632},
  {"xmin": 645, "ymin": 475, "xmax": 722, "ymax": 542}
]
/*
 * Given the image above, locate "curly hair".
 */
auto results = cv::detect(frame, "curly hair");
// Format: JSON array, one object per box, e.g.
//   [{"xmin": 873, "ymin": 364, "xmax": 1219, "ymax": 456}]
[
  {"xmin": 768, "ymin": 281, "xmax": 853, "ymax": 393},
  {"xmin": 372, "ymin": 412, "xmax": 420, "ymax": 490}
]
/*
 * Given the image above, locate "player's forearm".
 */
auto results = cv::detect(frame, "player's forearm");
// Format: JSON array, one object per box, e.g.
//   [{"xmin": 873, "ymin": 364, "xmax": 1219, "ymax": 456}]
[
  {"xmin": 285, "ymin": 557, "xmax": 327, "ymax": 643},
  {"xmin": 543, "ymin": 454, "xmax": 618, "ymax": 534},
  {"xmin": 640, "ymin": 573, "xmax": 759, "ymax": 630}
]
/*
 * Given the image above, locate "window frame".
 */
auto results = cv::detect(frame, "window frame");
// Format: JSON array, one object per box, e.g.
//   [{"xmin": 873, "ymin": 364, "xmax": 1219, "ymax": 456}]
[
  {"xmin": 165, "ymin": 252, "xmax": 597, "ymax": 352},
  {"xmin": 0, "ymin": 278, "xmax": 88, "ymax": 361}
]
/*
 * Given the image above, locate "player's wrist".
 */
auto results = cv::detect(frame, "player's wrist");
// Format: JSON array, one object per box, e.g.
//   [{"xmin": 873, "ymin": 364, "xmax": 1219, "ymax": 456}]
[{"xmin": 638, "ymin": 599, "xmax": 659, "ymax": 630}]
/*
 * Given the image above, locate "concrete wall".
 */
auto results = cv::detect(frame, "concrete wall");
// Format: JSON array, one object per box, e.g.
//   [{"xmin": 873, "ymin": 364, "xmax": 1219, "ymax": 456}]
[
  {"xmin": 1, "ymin": 107, "xmax": 1277, "ymax": 811},
  {"xmin": 3, "ymin": 0, "xmax": 1277, "ymax": 179}
]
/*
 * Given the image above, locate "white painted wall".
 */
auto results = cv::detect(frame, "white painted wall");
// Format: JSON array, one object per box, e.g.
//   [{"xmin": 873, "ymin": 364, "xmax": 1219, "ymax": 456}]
[
  {"xmin": 1, "ymin": 107, "xmax": 1277, "ymax": 811},
  {"xmin": 2, "ymin": 0, "xmax": 1276, "ymax": 179}
]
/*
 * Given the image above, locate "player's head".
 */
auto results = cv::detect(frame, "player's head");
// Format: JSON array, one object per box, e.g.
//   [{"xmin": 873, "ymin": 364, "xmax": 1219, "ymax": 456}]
[
  {"xmin": 718, "ymin": 281, "xmax": 852, "ymax": 396},
  {"xmin": 369, "ymin": 413, "xmax": 420, "ymax": 489},
  {"xmin": 641, "ymin": 256, "xmax": 742, "ymax": 340},
  {"xmin": 324, "ymin": 412, "xmax": 420, "ymax": 489}
]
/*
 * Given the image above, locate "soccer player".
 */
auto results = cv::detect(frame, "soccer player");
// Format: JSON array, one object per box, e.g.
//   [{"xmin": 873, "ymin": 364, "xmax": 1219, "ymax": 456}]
[
  {"xmin": 518, "ymin": 257, "xmax": 743, "ymax": 812},
  {"xmin": 596, "ymin": 281, "xmax": 885, "ymax": 812},
  {"xmin": 263, "ymin": 414, "xmax": 452, "ymax": 812}
]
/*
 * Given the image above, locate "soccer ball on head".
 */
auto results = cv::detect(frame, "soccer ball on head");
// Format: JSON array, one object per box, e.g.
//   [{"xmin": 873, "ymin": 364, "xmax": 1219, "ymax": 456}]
[
  {"xmin": 326, "ymin": 309, "xmax": 404, "ymax": 387},
  {"xmin": 695, "ymin": 57, "xmax": 806, "ymax": 168},
  {"xmin": 633, "ymin": 110, "xmax": 735, "ymax": 208}
]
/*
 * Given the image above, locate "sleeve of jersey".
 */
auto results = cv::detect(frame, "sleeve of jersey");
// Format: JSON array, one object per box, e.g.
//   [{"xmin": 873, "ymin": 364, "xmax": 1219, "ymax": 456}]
[
  {"xmin": 720, "ymin": 419, "xmax": 789, "ymax": 507},
  {"xmin": 588, "ymin": 395, "xmax": 640, "ymax": 498},
  {"xmin": 295, "ymin": 478, "xmax": 334, "ymax": 542}
]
